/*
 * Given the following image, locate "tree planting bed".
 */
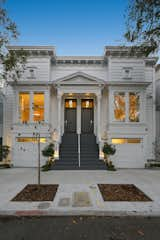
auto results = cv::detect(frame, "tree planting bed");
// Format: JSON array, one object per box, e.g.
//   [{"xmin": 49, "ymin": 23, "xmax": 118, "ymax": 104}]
[
  {"xmin": 98, "ymin": 184, "xmax": 152, "ymax": 201},
  {"xmin": 11, "ymin": 184, "xmax": 58, "ymax": 201}
]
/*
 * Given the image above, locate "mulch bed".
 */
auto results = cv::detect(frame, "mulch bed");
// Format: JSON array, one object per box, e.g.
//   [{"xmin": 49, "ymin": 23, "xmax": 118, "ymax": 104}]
[
  {"xmin": 98, "ymin": 184, "xmax": 152, "ymax": 201},
  {"xmin": 11, "ymin": 184, "xmax": 58, "ymax": 201}
]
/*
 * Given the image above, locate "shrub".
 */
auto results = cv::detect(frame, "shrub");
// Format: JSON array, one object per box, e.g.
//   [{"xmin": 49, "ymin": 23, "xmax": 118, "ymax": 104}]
[
  {"xmin": 102, "ymin": 142, "xmax": 116, "ymax": 171},
  {"xmin": 42, "ymin": 143, "xmax": 54, "ymax": 157},
  {"xmin": 102, "ymin": 142, "xmax": 116, "ymax": 155},
  {"xmin": 41, "ymin": 143, "xmax": 55, "ymax": 171},
  {"xmin": 0, "ymin": 145, "xmax": 10, "ymax": 160}
]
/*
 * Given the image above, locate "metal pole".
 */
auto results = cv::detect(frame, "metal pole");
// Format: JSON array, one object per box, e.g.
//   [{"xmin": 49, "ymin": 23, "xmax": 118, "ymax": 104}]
[
  {"xmin": 78, "ymin": 133, "xmax": 80, "ymax": 167},
  {"xmin": 37, "ymin": 133, "xmax": 40, "ymax": 185}
]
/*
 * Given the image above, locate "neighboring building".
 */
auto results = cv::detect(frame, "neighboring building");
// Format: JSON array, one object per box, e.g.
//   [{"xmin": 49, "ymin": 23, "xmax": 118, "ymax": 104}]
[{"xmin": 2, "ymin": 46, "xmax": 157, "ymax": 168}]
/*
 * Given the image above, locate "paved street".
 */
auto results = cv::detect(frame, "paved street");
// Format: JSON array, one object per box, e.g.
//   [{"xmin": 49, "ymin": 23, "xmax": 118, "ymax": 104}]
[{"xmin": 0, "ymin": 216, "xmax": 160, "ymax": 240}]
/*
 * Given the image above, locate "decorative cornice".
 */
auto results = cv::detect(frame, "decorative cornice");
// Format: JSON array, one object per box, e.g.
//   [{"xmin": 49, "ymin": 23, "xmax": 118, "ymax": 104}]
[
  {"xmin": 106, "ymin": 81, "xmax": 151, "ymax": 86},
  {"xmin": 8, "ymin": 80, "xmax": 52, "ymax": 86},
  {"xmin": 7, "ymin": 46, "xmax": 56, "ymax": 58},
  {"xmin": 56, "ymin": 56, "xmax": 104, "ymax": 65},
  {"xmin": 145, "ymin": 58, "xmax": 158, "ymax": 67},
  {"xmin": 105, "ymin": 46, "xmax": 145, "ymax": 58}
]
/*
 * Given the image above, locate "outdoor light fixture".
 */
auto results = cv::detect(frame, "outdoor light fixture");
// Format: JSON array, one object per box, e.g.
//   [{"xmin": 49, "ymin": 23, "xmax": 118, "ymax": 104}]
[
  {"xmin": 69, "ymin": 100, "xmax": 73, "ymax": 108},
  {"xmin": 86, "ymin": 100, "xmax": 89, "ymax": 108}
]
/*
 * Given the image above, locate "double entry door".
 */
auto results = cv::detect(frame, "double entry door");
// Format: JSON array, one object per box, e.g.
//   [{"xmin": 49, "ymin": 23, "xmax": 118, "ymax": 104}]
[{"xmin": 64, "ymin": 99, "xmax": 94, "ymax": 133}]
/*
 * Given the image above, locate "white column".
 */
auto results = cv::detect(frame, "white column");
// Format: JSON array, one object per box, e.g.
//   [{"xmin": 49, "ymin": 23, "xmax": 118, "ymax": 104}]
[
  {"xmin": 97, "ymin": 93, "xmax": 101, "ymax": 142},
  {"xmin": 57, "ymin": 91, "xmax": 62, "ymax": 143},
  {"xmin": 44, "ymin": 88, "xmax": 50, "ymax": 123},
  {"xmin": 77, "ymin": 97, "xmax": 81, "ymax": 134}
]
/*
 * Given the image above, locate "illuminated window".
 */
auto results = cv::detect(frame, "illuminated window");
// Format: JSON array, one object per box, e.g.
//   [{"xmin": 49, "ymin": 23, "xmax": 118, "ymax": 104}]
[
  {"xmin": 129, "ymin": 92, "xmax": 140, "ymax": 122},
  {"xmin": 17, "ymin": 137, "xmax": 46, "ymax": 143},
  {"xmin": 113, "ymin": 91, "xmax": 141, "ymax": 122},
  {"xmin": 19, "ymin": 93, "xmax": 30, "ymax": 123},
  {"xmin": 65, "ymin": 99, "xmax": 77, "ymax": 108},
  {"xmin": 112, "ymin": 138, "xmax": 141, "ymax": 144},
  {"xmin": 114, "ymin": 93, "xmax": 125, "ymax": 121},
  {"xmin": 81, "ymin": 99, "xmax": 94, "ymax": 108},
  {"xmin": 33, "ymin": 93, "xmax": 44, "ymax": 122}
]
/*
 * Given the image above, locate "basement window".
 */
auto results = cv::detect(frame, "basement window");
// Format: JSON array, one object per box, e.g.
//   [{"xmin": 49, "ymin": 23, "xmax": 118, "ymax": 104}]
[
  {"xmin": 112, "ymin": 138, "xmax": 141, "ymax": 144},
  {"xmin": 16, "ymin": 137, "xmax": 46, "ymax": 143}
]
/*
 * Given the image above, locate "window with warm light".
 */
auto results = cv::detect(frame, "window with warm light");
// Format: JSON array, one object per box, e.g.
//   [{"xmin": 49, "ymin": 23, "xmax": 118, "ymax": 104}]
[
  {"xmin": 81, "ymin": 99, "xmax": 94, "ymax": 108},
  {"xmin": 113, "ymin": 91, "xmax": 141, "ymax": 122},
  {"xmin": 33, "ymin": 93, "xmax": 44, "ymax": 122},
  {"xmin": 17, "ymin": 137, "xmax": 46, "ymax": 143},
  {"xmin": 129, "ymin": 92, "xmax": 140, "ymax": 122},
  {"xmin": 112, "ymin": 138, "xmax": 141, "ymax": 144},
  {"xmin": 114, "ymin": 93, "xmax": 125, "ymax": 121},
  {"xmin": 65, "ymin": 99, "xmax": 77, "ymax": 108},
  {"xmin": 19, "ymin": 93, "xmax": 30, "ymax": 123}
]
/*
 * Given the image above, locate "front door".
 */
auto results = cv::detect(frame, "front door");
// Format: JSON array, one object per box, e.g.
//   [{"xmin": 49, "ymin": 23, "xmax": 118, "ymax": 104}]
[
  {"xmin": 64, "ymin": 99, "xmax": 77, "ymax": 133},
  {"xmin": 81, "ymin": 99, "xmax": 94, "ymax": 133}
]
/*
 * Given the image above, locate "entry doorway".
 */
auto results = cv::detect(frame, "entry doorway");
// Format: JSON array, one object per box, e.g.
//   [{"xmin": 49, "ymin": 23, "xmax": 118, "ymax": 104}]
[
  {"xmin": 81, "ymin": 99, "xmax": 94, "ymax": 133},
  {"xmin": 64, "ymin": 99, "xmax": 77, "ymax": 133}
]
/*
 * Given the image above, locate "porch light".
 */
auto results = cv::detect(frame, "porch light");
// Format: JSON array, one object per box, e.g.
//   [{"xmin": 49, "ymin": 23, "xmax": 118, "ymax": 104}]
[
  {"xmin": 86, "ymin": 100, "xmax": 90, "ymax": 108},
  {"xmin": 69, "ymin": 100, "xmax": 73, "ymax": 108}
]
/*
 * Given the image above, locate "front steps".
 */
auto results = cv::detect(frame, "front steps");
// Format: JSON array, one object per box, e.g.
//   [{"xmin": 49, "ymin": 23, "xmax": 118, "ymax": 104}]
[{"xmin": 51, "ymin": 133, "xmax": 106, "ymax": 170}]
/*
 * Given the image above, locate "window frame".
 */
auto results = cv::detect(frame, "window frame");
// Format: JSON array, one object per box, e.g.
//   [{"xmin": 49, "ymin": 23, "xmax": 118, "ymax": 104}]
[
  {"xmin": 18, "ymin": 91, "xmax": 45, "ymax": 123},
  {"xmin": 110, "ymin": 87, "xmax": 144, "ymax": 124}
]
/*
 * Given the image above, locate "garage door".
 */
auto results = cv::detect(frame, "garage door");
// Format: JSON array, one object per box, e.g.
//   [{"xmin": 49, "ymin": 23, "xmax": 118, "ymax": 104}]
[
  {"xmin": 111, "ymin": 138, "xmax": 144, "ymax": 168},
  {"xmin": 13, "ymin": 137, "xmax": 47, "ymax": 167}
]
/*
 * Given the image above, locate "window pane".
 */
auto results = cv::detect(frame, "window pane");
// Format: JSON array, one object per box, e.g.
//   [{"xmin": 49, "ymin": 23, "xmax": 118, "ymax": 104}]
[
  {"xmin": 16, "ymin": 137, "xmax": 46, "ymax": 143},
  {"xmin": 65, "ymin": 99, "xmax": 77, "ymax": 108},
  {"xmin": 19, "ymin": 93, "xmax": 30, "ymax": 123},
  {"xmin": 112, "ymin": 138, "xmax": 141, "ymax": 144},
  {"xmin": 33, "ymin": 93, "xmax": 44, "ymax": 122},
  {"xmin": 112, "ymin": 139, "xmax": 127, "ymax": 144},
  {"xmin": 81, "ymin": 99, "xmax": 94, "ymax": 108},
  {"xmin": 114, "ymin": 92, "xmax": 125, "ymax": 121},
  {"xmin": 129, "ymin": 92, "xmax": 140, "ymax": 122}
]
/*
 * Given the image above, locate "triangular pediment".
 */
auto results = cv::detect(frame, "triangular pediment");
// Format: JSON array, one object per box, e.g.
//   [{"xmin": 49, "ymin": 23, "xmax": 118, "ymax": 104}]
[{"xmin": 54, "ymin": 72, "xmax": 105, "ymax": 85}]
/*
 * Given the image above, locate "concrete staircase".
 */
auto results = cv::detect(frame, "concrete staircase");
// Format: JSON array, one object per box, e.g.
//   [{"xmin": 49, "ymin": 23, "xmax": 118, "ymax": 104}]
[
  {"xmin": 80, "ymin": 134, "xmax": 106, "ymax": 170},
  {"xmin": 51, "ymin": 133, "xmax": 106, "ymax": 170}
]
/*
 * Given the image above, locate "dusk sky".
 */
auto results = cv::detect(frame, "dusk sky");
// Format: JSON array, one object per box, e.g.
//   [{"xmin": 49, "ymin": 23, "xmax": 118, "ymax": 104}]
[{"xmin": 5, "ymin": 0, "xmax": 128, "ymax": 56}]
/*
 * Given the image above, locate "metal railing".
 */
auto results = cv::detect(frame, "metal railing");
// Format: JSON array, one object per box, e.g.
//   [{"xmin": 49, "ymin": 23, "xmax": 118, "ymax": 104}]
[{"xmin": 78, "ymin": 133, "xmax": 81, "ymax": 167}]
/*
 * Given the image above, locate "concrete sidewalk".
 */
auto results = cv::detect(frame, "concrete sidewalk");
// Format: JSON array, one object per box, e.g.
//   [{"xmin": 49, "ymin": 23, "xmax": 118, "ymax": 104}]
[{"xmin": 0, "ymin": 168, "xmax": 160, "ymax": 216}]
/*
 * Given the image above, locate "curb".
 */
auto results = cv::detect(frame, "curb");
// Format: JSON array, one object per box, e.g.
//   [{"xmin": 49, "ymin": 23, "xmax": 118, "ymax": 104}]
[{"xmin": 0, "ymin": 209, "xmax": 160, "ymax": 217}]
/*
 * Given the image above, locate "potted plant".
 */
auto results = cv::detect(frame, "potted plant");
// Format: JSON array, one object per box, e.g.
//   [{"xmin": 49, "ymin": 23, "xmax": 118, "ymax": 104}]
[
  {"xmin": 41, "ymin": 143, "xmax": 54, "ymax": 171},
  {"xmin": 102, "ymin": 142, "xmax": 116, "ymax": 171},
  {"xmin": 0, "ymin": 145, "xmax": 11, "ymax": 168}
]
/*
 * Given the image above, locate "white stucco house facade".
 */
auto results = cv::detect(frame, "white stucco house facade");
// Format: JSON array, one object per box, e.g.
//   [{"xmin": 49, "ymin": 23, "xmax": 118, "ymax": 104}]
[
  {"xmin": 156, "ymin": 64, "xmax": 160, "ymax": 140},
  {"xmin": 1, "ymin": 45, "xmax": 157, "ymax": 168}
]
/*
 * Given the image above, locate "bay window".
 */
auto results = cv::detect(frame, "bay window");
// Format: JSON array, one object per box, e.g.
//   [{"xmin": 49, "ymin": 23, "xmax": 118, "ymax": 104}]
[
  {"xmin": 19, "ymin": 92, "xmax": 45, "ymax": 123},
  {"xmin": 113, "ymin": 91, "xmax": 141, "ymax": 123}
]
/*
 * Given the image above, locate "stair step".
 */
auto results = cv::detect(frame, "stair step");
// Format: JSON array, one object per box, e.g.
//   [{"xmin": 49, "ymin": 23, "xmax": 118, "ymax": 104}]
[{"xmin": 52, "ymin": 133, "xmax": 106, "ymax": 170}]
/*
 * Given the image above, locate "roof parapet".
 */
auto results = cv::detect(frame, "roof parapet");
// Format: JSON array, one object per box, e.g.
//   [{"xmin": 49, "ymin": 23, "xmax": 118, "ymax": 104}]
[
  {"xmin": 104, "ymin": 46, "xmax": 145, "ymax": 57},
  {"xmin": 7, "ymin": 46, "xmax": 56, "ymax": 57}
]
